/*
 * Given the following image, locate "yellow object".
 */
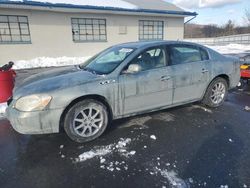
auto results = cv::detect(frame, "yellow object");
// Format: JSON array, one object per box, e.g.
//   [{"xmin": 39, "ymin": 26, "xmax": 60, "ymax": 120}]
[{"xmin": 240, "ymin": 65, "xmax": 249, "ymax": 70}]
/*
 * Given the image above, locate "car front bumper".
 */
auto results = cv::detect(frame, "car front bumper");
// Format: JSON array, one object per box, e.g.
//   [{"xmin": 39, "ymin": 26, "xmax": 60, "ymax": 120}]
[{"xmin": 6, "ymin": 105, "xmax": 63, "ymax": 134}]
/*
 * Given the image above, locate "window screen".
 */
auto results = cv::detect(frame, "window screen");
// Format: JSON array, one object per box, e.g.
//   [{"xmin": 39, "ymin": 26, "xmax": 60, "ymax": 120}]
[
  {"xmin": 71, "ymin": 18, "xmax": 107, "ymax": 42},
  {"xmin": 139, "ymin": 20, "xmax": 164, "ymax": 41},
  {"xmin": 0, "ymin": 15, "xmax": 31, "ymax": 43}
]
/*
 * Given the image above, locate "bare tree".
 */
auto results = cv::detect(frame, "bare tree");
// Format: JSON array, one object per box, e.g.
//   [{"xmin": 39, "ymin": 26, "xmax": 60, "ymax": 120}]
[
  {"xmin": 244, "ymin": 8, "xmax": 250, "ymax": 26},
  {"xmin": 223, "ymin": 20, "xmax": 235, "ymax": 36},
  {"xmin": 202, "ymin": 24, "xmax": 222, "ymax": 37}
]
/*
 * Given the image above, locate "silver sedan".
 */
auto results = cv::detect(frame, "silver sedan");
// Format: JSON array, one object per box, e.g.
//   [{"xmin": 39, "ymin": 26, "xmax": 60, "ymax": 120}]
[{"xmin": 7, "ymin": 41, "xmax": 240, "ymax": 143}]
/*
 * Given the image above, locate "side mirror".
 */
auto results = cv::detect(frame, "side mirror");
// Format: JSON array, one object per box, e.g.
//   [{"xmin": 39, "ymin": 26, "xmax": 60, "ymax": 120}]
[{"xmin": 124, "ymin": 64, "xmax": 142, "ymax": 74}]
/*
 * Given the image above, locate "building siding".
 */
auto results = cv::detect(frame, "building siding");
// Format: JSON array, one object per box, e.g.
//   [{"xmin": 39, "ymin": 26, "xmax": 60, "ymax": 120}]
[{"xmin": 0, "ymin": 8, "xmax": 184, "ymax": 65}]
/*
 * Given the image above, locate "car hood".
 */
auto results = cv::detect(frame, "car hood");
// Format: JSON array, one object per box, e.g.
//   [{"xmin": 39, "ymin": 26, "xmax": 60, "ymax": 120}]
[{"xmin": 14, "ymin": 66, "xmax": 102, "ymax": 98}]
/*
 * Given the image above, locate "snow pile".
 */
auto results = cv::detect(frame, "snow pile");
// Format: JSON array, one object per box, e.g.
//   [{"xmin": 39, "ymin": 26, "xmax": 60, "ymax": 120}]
[
  {"xmin": 100, "ymin": 160, "xmax": 129, "ymax": 172},
  {"xmin": 78, "ymin": 147, "xmax": 112, "ymax": 162},
  {"xmin": 220, "ymin": 185, "xmax": 228, "ymax": 188},
  {"xmin": 61, "ymin": 154, "xmax": 65, "ymax": 158},
  {"xmin": 0, "ymin": 103, "xmax": 7, "ymax": 118},
  {"xmin": 244, "ymin": 106, "xmax": 250, "ymax": 111},
  {"xmin": 115, "ymin": 138, "xmax": 136, "ymax": 157},
  {"xmin": 150, "ymin": 135, "xmax": 157, "ymax": 140},
  {"xmin": 206, "ymin": 44, "xmax": 250, "ymax": 54},
  {"xmin": 160, "ymin": 170, "xmax": 186, "ymax": 187},
  {"xmin": 154, "ymin": 167, "xmax": 189, "ymax": 188},
  {"xmin": 13, "ymin": 56, "xmax": 91, "ymax": 70},
  {"xmin": 76, "ymin": 138, "xmax": 137, "ymax": 172},
  {"xmin": 7, "ymin": 0, "xmax": 138, "ymax": 9},
  {"xmin": 75, "ymin": 138, "xmax": 134, "ymax": 163},
  {"xmin": 59, "ymin": 144, "xmax": 66, "ymax": 158}
]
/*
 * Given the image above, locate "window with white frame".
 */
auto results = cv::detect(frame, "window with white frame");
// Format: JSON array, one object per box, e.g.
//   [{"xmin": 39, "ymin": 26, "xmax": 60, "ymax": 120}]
[
  {"xmin": 71, "ymin": 18, "xmax": 107, "ymax": 42},
  {"xmin": 139, "ymin": 20, "xmax": 164, "ymax": 40},
  {"xmin": 0, "ymin": 15, "xmax": 31, "ymax": 43}
]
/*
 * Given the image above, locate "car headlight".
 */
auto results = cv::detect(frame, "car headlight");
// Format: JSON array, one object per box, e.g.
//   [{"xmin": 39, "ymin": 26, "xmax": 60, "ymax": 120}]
[{"xmin": 15, "ymin": 94, "xmax": 52, "ymax": 112}]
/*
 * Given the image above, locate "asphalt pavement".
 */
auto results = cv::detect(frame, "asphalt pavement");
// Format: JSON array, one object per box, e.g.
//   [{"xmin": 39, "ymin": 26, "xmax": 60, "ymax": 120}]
[{"xmin": 0, "ymin": 67, "xmax": 250, "ymax": 188}]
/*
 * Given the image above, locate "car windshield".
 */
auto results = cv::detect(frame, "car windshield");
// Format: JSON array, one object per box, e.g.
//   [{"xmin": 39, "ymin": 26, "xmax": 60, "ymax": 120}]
[{"xmin": 79, "ymin": 46, "xmax": 135, "ymax": 74}]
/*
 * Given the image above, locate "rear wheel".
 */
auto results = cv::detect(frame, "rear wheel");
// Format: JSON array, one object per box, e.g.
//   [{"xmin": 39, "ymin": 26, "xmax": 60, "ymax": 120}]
[
  {"xmin": 202, "ymin": 77, "xmax": 228, "ymax": 108},
  {"xmin": 64, "ymin": 99, "xmax": 108, "ymax": 143}
]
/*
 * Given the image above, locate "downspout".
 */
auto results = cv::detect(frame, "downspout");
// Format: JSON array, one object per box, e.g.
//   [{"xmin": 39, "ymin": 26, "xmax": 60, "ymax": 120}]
[
  {"xmin": 184, "ymin": 14, "xmax": 197, "ymax": 39},
  {"xmin": 184, "ymin": 15, "xmax": 197, "ymax": 24}
]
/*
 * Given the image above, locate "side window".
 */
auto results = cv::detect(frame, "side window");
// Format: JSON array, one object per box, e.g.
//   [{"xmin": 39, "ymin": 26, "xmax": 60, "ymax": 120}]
[
  {"xmin": 131, "ymin": 47, "xmax": 167, "ymax": 71},
  {"xmin": 200, "ymin": 48, "xmax": 209, "ymax": 60},
  {"xmin": 170, "ymin": 45, "xmax": 202, "ymax": 65}
]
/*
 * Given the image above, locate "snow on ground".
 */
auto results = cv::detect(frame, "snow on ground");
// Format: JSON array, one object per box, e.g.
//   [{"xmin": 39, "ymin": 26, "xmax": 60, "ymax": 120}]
[
  {"xmin": 7, "ymin": 0, "xmax": 138, "ymax": 9},
  {"xmin": 78, "ymin": 147, "xmax": 112, "ymax": 162},
  {"xmin": 220, "ymin": 185, "xmax": 229, "ymax": 188},
  {"xmin": 154, "ymin": 167, "xmax": 189, "ymax": 188},
  {"xmin": 75, "ymin": 138, "xmax": 137, "ymax": 172},
  {"xmin": 150, "ymin": 135, "xmax": 157, "ymax": 140},
  {"xmin": 75, "ymin": 136, "xmax": 194, "ymax": 186},
  {"xmin": 0, "ymin": 103, "xmax": 7, "ymax": 118},
  {"xmin": 75, "ymin": 138, "xmax": 133, "ymax": 163},
  {"xmin": 206, "ymin": 44, "xmax": 250, "ymax": 54},
  {"xmin": 245, "ymin": 106, "xmax": 250, "ymax": 111},
  {"xmin": 12, "ymin": 56, "xmax": 91, "ymax": 70}
]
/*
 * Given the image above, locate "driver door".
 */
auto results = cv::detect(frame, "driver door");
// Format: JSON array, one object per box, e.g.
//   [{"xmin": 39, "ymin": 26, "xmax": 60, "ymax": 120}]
[{"xmin": 119, "ymin": 46, "xmax": 173, "ymax": 115}]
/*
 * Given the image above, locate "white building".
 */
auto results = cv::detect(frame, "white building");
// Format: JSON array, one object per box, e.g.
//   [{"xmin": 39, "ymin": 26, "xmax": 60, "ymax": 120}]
[{"xmin": 0, "ymin": 0, "xmax": 197, "ymax": 65}]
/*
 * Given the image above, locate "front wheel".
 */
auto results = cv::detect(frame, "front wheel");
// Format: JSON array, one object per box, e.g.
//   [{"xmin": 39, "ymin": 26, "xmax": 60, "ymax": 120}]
[
  {"xmin": 64, "ymin": 99, "xmax": 109, "ymax": 143},
  {"xmin": 202, "ymin": 77, "xmax": 228, "ymax": 108}
]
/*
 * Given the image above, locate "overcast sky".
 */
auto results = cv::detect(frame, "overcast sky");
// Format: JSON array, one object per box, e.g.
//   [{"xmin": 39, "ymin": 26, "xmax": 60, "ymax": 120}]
[{"xmin": 165, "ymin": 0, "xmax": 249, "ymax": 26}]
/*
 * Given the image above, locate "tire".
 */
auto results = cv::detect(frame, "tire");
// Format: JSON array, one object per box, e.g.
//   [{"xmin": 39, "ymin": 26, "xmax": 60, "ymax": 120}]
[
  {"xmin": 202, "ymin": 77, "xmax": 228, "ymax": 108},
  {"xmin": 64, "ymin": 99, "xmax": 109, "ymax": 143}
]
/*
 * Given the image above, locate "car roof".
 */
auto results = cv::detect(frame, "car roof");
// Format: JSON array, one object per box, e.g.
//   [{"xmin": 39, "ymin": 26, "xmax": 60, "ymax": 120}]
[{"xmin": 115, "ymin": 40, "xmax": 206, "ymax": 49}]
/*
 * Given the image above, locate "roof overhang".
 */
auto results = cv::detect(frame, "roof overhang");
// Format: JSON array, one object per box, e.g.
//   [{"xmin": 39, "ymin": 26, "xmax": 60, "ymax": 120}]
[{"xmin": 0, "ymin": 1, "xmax": 197, "ymax": 17}]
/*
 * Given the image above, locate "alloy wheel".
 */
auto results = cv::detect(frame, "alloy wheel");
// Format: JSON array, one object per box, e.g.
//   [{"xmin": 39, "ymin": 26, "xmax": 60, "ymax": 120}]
[
  {"xmin": 73, "ymin": 107, "xmax": 103, "ymax": 137},
  {"xmin": 210, "ymin": 82, "xmax": 226, "ymax": 105}
]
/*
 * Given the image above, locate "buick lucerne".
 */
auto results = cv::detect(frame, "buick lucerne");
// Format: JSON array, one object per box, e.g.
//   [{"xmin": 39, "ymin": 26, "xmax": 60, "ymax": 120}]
[{"xmin": 6, "ymin": 41, "xmax": 240, "ymax": 143}]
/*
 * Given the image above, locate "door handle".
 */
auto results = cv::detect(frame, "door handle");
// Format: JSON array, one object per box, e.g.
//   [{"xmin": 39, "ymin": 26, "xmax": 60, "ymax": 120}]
[
  {"xmin": 202, "ymin": 69, "xmax": 209, "ymax": 73},
  {"xmin": 160, "ymin": 75, "xmax": 171, "ymax": 81}
]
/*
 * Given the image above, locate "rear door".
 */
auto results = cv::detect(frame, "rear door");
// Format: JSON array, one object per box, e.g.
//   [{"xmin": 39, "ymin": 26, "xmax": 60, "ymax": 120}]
[{"xmin": 167, "ymin": 44, "xmax": 211, "ymax": 104}]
